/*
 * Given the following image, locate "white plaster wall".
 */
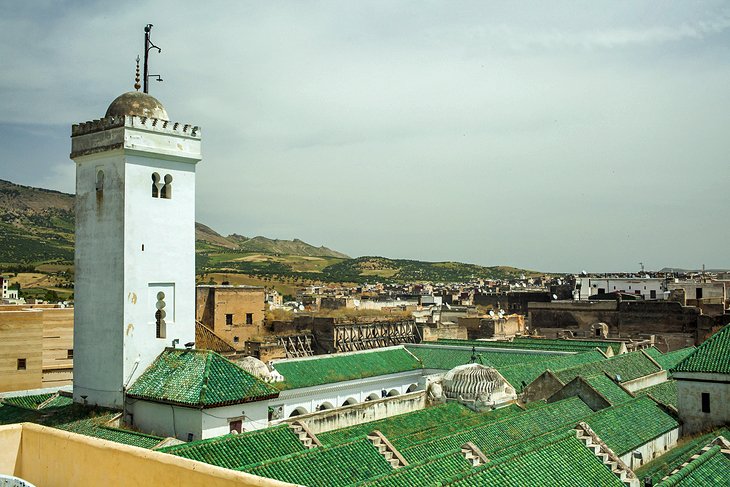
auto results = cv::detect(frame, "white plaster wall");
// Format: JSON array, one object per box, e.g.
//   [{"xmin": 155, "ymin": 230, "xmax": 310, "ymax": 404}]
[
  {"xmin": 122, "ymin": 155, "xmax": 197, "ymax": 388},
  {"xmin": 675, "ymin": 373, "xmax": 730, "ymax": 434},
  {"xmin": 622, "ymin": 371, "xmax": 668, "ymax": 393},
  {"xmin": 72, "ymin": 118, "xmax": 201, "ymax": 410},
  {"xmin": 127, "ymin": 400, "xmax": 202, "ymax": 441},
  {"xmin": 272, "ymin": 371, "xmax": 423, "ymax": 418},
  {"xmin": 619, "ymin": 428, "xmax": 679, "ymax": 470},
  {"xmin": 578, "ymin": 278, "xmax": 666, "ymax": 300},
  {"xmin": 73, "ymin": 152, "xmax": 126, "ymax": 408},
  {"xmin": 200, "ymin": 401, "xmax": 270, "ymax": 438},
  {"xmin": 280, "ymin": 392, "xmax": 427, "ymax": 434}
]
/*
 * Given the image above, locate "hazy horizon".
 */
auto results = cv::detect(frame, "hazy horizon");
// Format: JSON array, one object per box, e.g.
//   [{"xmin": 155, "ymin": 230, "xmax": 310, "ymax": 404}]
[{"xmin": 1, "ymin": 1, "xmax": 728, "ymax": 273}]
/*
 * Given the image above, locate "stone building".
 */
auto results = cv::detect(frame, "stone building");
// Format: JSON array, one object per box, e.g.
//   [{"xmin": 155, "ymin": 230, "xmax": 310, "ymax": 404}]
[{"xmin": 196, "ymin": 285, "xmax": 265, "ymax": 351}]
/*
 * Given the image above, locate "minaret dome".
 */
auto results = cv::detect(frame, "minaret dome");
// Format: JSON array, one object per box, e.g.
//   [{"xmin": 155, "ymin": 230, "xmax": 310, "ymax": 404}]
[{"xmin": 105, "ymin": 91, "xmax": 169, "ymax": 120}]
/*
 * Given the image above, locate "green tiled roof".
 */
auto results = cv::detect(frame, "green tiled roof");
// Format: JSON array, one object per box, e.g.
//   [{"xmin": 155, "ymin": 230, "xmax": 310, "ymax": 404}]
[
  {"xmin": 636, "ymin": 380, "xmax": 678, "ymax": 409},
  {"xmin": 658, "ymin": 445, "xmax": 730, "ymax": 486},
  {"xmin": 242, "ymin": 438, "xmax": 393, "ymax": 487},
  {"xmin": 498, "ymin": 350, "xmax": 606, "ymax": 390},
  {"xmin": 1, "ymin": 393, "xmax": 73, "ymax": 410},
  {"xmin": 644, "ymin": 347, "xmax": 664, "ymax": 360},
  {"xmin": 674, "ymin": 325, "xmax": 730, "ymax": 374},
  {"xmin": 361, "ymin": 449, "xmax": 472, "ymax": 487},
  {"xmin": 445, "ymin": 431, "xmax": 623, "ymax": 487},
  {"xmin": 318, "ymin": 402, "xmax": 480, "ymax": 446},
  {"xmin": 437, "ymin": 337, "xmax": 623, "ymax": 353},
  {"xmin": 584, "ymin": 396, "xmax": 679, "ymax": 456},
  {"xmin": 392, "ymin": 405, "xmax": 523, "ymax": 450},
  {"xmin": 0, "ymin": 395, "xmax": 165, "ymax": 449},
  {"xmin": 272, "ymin": 347, "xmax": 422, "ymax": 390},
  {"xmin": 0, "ymin": 403, "xmax": 41, "ymax": 424},
  {"xmin": 404, "ymin": 344, "xmax": 558, "ymax": 371},
  {"xmin": 160, "ymin": 424, "xmax": 306, "ymax": 469},
  {"xmin": 59, "ymin": 419, "xmax": 163, "ymax": 449},
  {"xmin": 654, "ymin": 348, "xmax": 696, "ymax": 371},
  {"xmin": 635, "ymin": 427, "xmax": 730, "ymax": 484},
  {"xmin": 127, "ymin": 348, "xmax": 279, "ymax": 407},
  {"xmin": 583, "ymin": 374, "xmax": 633, "ymax": 405},
  {"xmin": 398, "ymin": 396, "xmax": 594, "ymax": 462},
  {"xmin": 553, "ymin": 350, "xmax": 661, "ymax": 384}
]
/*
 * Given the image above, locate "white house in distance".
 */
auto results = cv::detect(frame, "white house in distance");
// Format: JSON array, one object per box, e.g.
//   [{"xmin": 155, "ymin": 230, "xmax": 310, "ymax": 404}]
[
  {"xmin": 71, "ymin": 90, "xmax": 202, "ymax": 409},
  {"xmin": 575, "ymin": 277, "xmax": 667, "ymax": 301}
]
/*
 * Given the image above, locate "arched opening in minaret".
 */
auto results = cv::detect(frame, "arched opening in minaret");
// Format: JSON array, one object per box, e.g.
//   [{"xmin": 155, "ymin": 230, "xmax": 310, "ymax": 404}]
[
  {"xmin": 96, "ymin": 170, "xmax": 104, "ymax": 193},
  {"xmin": 155, "ymin": 291, "xmax": 166, "ymax": 338},
  {"xmin": 151, "ymin": 173, "xmax": 161, "ymax": 197},
  {"xmin": 161, "ymin": 174, "xmax": 173, "ymax": 199}
]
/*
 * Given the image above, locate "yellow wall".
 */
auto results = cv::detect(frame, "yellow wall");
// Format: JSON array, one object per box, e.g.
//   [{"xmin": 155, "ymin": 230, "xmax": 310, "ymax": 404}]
[
  {"xmin": 0, "ymin": 310, "xmax": 43, "ymax": 392},
  {"xmin": 0, "ymin": 423, "xmax": 292, "ymax": 487},
  {"xmin": 0, "ymin": 306, "xmax": 73, "ymax": 392},
  {"xmin": 41, "ymin": 308, "xmax": 74, "ymax": 387}
]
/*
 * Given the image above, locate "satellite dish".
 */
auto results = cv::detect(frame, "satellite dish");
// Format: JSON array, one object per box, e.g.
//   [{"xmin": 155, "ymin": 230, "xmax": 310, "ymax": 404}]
[
  {"xmin": 557, "ymin": 279, "xmax": 562, "ymax": 285},
  {"xmin": 581, "ymin": 270, "xmax": 588, "ymax": 276},
  {"xmin": 552, "ymin": 294, "xmax": 558, "ymax": 300},
  {"xmin": 499, "ymin": 309, "xmax": 505, "ymax": 315},
  {"xmin": 489, "ymin": 310, "xmax": 495, "ymax": 317}
]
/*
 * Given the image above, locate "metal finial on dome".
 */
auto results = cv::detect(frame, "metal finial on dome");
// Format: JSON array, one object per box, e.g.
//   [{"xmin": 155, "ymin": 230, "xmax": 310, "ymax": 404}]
[{"xmin": 134, "ymin": 56, "xmax": 141, "ymax": 91}]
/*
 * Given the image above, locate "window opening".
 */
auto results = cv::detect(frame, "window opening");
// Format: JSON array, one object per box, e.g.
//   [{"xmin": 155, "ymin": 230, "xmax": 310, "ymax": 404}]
[
  {"xmin": 233, "ymin": 336, "xmax": 239, "ymax": 343},
  {"xmin": 17, "ymin": 358, "xmax": 26, "ymax": 370},
  {"xmin": 151, "ymin": 173, "xmax": 161, "ymax": 197},
  {"xmin": 246, "ymin": 313, "xmax": 253, "ymax": 325},
  {"xmin": 161, "ymin": 174, "xmax": 173, "ymax": 199},
  {"xmin": 67, "ymin": 349, "xmax": 73, "ymax": 359},
  {"xmin": 229, "ymin": 420, "xmax": 242, "ymax": 434},
  {"xmin": 155, "ymin": 291, "xmax": 167, "ymax": 338},
  {"xmin": 225, "ymin": 314, "xmax": 233, "ymax": 326},
  {"xmin": 96, "ymin": 170, "xmax": 104, "ymax": 192},
  {"xmin": 701, "ymin": 392, "xmax": 711, "ymax": 413}
]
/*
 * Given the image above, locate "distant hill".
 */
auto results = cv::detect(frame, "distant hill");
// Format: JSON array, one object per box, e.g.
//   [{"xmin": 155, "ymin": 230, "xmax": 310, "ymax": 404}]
[
  {"xmin": 658, "ymin": 267, "xmax": 729, "ymax": 273},
  {"xmin": 0, "ymin": 179, "xmax": 537, "ymax": 283},
  {"xmin": 0, "ymin": 179, "xmax": 75, "ymax": 264},
  {"xmin": 195, "ymin": 224, "xmax": 349, "ymax": 259}
]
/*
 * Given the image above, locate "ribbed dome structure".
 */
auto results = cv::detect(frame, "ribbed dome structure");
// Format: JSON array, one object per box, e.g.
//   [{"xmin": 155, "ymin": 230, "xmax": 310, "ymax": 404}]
[
  {"xmin": 235, "ymin": 356, "xmax": 273, "ymax": 382},
  {"xmin": 105, "ymin": 91, "xmax": 169, "ymax": 120},
  {"xmin": 442, "ymin": 363, "xmax": 509, "ymax": 401}
]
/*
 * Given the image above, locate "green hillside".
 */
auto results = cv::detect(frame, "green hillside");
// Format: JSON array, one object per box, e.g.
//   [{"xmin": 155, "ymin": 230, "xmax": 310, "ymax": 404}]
[{"xmin": 0, "ymin": 179, "xmax": 538, "ymax": 284}]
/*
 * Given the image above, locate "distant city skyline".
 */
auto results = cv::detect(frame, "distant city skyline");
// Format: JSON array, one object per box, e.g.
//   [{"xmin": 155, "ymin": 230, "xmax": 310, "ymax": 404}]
[{"xmin": 1, "ymin": 1, "xmax": 728, "ymax": 272}]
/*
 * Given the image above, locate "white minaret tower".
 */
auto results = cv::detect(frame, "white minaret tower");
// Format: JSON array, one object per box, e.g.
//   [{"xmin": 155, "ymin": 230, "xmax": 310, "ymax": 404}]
[{"xmin": 71, "ymin": 82, "xmax": 202, "ymax": 408}]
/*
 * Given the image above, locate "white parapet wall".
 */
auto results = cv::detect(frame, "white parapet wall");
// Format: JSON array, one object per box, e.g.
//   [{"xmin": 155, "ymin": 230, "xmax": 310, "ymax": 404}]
[{"xmin": 279, "ymin": 391, "xmax": 427, "ymax": 435}]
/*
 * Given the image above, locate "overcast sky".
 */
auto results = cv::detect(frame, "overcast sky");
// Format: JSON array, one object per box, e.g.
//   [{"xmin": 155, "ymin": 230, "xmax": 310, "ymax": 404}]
[{"xmin": 1, "ymin": 1, "xmax": 728, "ymax": 272}]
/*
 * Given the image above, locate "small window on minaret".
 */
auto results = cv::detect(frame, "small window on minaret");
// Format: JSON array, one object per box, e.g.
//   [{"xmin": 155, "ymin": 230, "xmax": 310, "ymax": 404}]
[
  {"xmin": 96, "ymin": 170, "xmax": 104, "ymax": 192},
  {"xmin": 161, "ymin": 174, "xmax": 173, "ymax": 199},
  {"xmin": 152, "ymin": 173, "xmax": 161, "ymax": 198},
  {"xmin": 155, "ymin": 291, "xmax": 167, "ymax": 338}
]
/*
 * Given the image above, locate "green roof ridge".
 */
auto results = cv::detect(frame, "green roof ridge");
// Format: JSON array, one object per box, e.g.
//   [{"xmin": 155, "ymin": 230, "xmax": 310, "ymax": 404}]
[
  {"xmin": 674, "ymin": 325, "xmax": 730, "ymax": 374},
  {"xmin": 658, "ymin": 445, "xmax": 729, "ymax": 486}
]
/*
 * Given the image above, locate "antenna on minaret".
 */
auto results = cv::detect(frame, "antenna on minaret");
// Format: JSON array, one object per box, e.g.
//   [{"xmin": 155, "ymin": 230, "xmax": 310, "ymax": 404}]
[{"xmin": 143, "ymin": 24, "xmax": 163, "ymax": 94}]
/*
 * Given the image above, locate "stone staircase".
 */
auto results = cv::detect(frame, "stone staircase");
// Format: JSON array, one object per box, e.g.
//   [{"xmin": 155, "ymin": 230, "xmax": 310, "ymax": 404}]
[
  {"xmin": 460, "ymin": 442, "xmax": 489, "ymax": 467},
  {"xmin": 575, "ymin": 422, "xmax": 638, "ymax": 487},
  {"xmin": 288, "ymin": 421, "xmax": 322, "ymax": 449},
  {"xmin": 367, "ymin": 430, "xmax": 409, "ymax": 469}
]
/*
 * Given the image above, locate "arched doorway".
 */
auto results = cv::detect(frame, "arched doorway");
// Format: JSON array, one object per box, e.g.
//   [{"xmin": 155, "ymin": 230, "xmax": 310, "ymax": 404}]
[{"xmin": 289, "ymin": 407, "xmax": 308, "ymax": 417}]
